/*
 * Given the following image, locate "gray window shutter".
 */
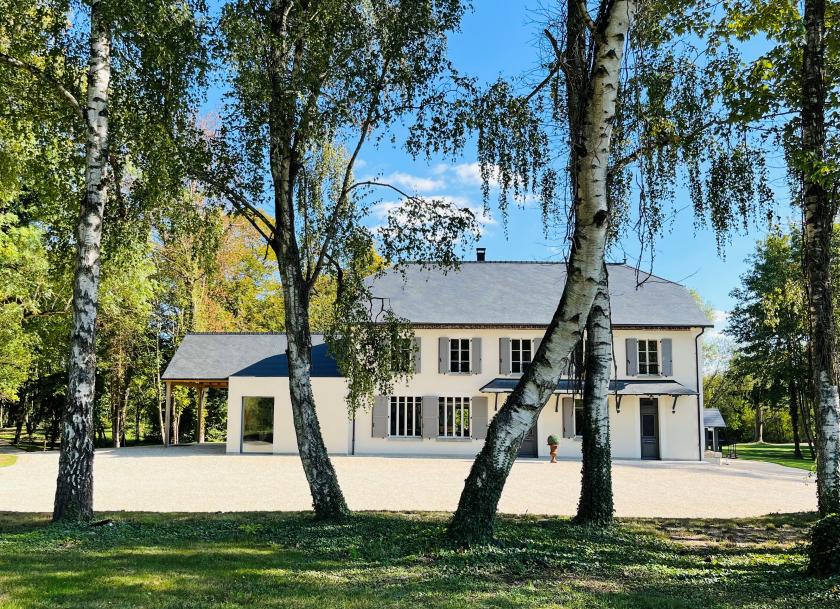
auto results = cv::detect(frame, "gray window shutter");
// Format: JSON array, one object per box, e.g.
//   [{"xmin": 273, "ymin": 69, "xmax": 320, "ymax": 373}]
[
  {"xmin": 471, "ymin": 337, "xmax": 482, "ymax": 374},
  {"xmin": 562, "ymin": 397, "xmax": 575, "ymax": 438},
  {"xmin": 438, "ymin": 337, "xmax": 449, "ymax": 373},
  {"xmin": 626, "ymin": 338, "xmax": 638, "ymax": 376},
  {"xmin": 422, "ymin": 396, "xmax": 438, "ymax": 438},
  {"xmin": 499, "ymin": 337, "xmax": 511, "ymax": 374},
  {"xmin": 471, "ymin": 396, "xmax": 489, "ymax": 439},
  {"xmin": 413, "ymin": 337, "xmax": 422, "ymax": 373},
  {"xmin": 661, "ymin": 338, "xmax": 672, "ymax": 376},
  {"xmin": 372, "ymin": 396, "xmax": 389, "ymax": 438}
]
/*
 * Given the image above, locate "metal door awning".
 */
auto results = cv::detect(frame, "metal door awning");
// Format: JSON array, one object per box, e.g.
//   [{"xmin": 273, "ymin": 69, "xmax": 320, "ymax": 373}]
[{"xmin": 479, "ymin": 378, "xmax": 698, "ymax": 396}]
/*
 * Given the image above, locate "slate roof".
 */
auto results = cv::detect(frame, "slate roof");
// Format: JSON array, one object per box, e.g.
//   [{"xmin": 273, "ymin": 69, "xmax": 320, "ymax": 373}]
[
  {"xmin": 162, "ymin": 333, "xmax": 340, "ymax": 380},
  {"xmin": 704, "ymin": 408, "xmax": 727, "ymax": 428},
  {"xmin": 480, "ymin": 378, "xmax": 698, "ymax": 396},
  {"xmin": 367, "ymin": 262, "xmax": 712, "ymax": 328}
]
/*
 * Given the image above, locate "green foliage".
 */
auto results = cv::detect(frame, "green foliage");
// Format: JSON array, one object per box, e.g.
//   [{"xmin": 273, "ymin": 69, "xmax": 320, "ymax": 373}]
[
  {"xmin": 0, "ymin": 511, "xmax": 833, "ymax": 608},
  {"xmin": 809, "ymin": 513, "xmax": 840, "ymax": 576},
  {"xmin": 546, "ymin": 434, "xmax": 560, "ymax": 445},
  {"xmin": 0, "ymin": 212, "xmax": 50, "ymax": 401}
]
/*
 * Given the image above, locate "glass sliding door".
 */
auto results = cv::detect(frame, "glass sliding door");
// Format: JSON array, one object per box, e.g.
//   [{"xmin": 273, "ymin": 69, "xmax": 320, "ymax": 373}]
[{"xmin": 241, "ymin": 397, "xmax": 274, "ymax": 453}]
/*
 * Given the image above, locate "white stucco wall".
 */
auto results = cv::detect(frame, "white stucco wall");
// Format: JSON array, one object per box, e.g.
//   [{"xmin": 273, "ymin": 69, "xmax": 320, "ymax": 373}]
[
  {"xmin": 227, "ymin": 376, "xmax": 349, "ymax": 455},
  {"xmin": 225, "ymin": 327, "xmax": 705, "ymax": 460}
]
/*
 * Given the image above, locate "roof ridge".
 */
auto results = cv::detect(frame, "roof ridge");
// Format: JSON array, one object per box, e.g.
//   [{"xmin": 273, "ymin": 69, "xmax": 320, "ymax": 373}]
[{"xmin": 184, "ymin": 331, "xmax": 329, "ymax": 336}]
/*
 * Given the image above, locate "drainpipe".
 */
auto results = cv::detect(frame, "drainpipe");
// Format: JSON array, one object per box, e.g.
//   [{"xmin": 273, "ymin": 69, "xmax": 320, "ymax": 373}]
[
  {"xmin": 694, "ymin": 327, "xmax": 706, "ymax": 461},
  {"xmin": 351, "ymin": 411, "xmax": 356, "ymax": 456}
]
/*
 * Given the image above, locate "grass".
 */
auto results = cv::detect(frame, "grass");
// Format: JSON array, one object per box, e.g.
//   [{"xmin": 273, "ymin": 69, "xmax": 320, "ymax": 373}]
[
  {"xmin": 0, "ymin": 454, "xmax": 17, "ymax": 468},
  {"xmin": 734, "ymin": 443, "xmax": 816, "ymax": 472},
  {"xmin": 0, "ymin": 511, "xmax": 837, "ymax": 608}
]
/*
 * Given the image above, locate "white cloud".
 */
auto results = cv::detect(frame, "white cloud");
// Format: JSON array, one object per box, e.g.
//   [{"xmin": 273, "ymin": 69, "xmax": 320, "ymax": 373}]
[
  {"xmin": 451, "ymin": 162, "xmax": 502, "ymax": 188},
  {"xmin": 372, "ymin": 194, "xmax": 495, "ymax": 234},
  {"xmin": 706, "ymin": 309, "xmax": 729, "ymax": 340},
  {"xmin": 369, "ymin": 171, "xmax": 446, "ymax": 193}
]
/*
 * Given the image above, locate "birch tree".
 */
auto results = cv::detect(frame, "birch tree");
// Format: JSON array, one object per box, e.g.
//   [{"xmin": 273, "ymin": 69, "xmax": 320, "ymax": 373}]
[
  {"xmin": 426, "ymin": 0, "xmax": 775, "ymax": 543},
  {"xmin": 445, "ymin": 0, "xmax": 636, "ymax": 544},
  {"xmin": 0, "ymin": 0, "xmax": 206, "ymax": 520},
  {"xmin": 801, "ymin": 0, "xmax": 840, "ymax": 518},
  {"xmin": 200, "ymin": 0, "xmax": 474, "ymax": 520}
]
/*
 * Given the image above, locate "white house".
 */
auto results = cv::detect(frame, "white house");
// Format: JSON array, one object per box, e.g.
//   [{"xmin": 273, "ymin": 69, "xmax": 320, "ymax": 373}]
[{"xmin": 162, "ymin": 259, "xmax": 712, "ymax": 460}]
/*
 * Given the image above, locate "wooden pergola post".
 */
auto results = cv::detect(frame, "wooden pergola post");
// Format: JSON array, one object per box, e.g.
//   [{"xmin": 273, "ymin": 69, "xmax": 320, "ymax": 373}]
[
  {"xmin": 197, "ymin": 385, "xmax": 207, "ymax": 444},
  {"xmin": 164, "ymin": 381, "xmax": 172, "ymax": 447}
]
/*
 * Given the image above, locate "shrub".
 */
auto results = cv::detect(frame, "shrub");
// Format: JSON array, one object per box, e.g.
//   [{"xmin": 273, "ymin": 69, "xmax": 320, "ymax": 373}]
[
  {"xmin": 546, "ymin": 435, "xmax": 560, "ymax": 445},
  {"xmin": 808, "ymin": 513, "xmax": 840, "ymax": 576}
]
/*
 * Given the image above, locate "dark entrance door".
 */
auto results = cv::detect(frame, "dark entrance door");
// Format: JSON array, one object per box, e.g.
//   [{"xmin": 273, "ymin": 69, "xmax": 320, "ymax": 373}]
[
  {"xmin": 640, "ymin": 398, "xmax": 660, "ymax": 460},
  {"xmin": 518, "ymin": 424, "xmax": 538, "ymax": 458}
]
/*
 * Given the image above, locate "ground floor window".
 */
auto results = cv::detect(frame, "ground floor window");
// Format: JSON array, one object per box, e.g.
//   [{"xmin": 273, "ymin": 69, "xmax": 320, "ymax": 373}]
[
  {"xmin": 241, "ymin": 396, "xmax": 274, "ymax": 453},
  {"xmin": 439, "ymin": 397, "xmax": 471, "ymax": 438},
  {"xmin": 390, "ymin": 396, "xmax": 422, "ymax": 437}
]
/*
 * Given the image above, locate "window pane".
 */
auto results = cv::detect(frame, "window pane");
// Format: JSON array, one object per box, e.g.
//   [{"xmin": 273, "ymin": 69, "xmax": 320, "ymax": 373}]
[
  {"xmin": 390, "ymin": 398, "xmax": 397, "ymax": 436},
  {"xmin": 642, "ymin": 414, "xmax": 655, "ymax": 437},
  {"xmin": 242, "ymin": 397, "xmax": 274, "ymax": 453},
  {"xmin": 462, "ymin": 404, "xmax": 470, "ymax": 436}
]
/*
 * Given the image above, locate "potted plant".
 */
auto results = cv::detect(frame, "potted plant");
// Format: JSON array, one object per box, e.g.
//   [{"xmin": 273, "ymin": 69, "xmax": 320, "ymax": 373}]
[{"xmin": 546, "ymin": 435, "xmax": 560, "ymax": 463}]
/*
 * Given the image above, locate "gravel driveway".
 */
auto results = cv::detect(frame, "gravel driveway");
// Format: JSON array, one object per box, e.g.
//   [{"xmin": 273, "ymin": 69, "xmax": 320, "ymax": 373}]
[{"xmin": 0, "ymin": 444, "xmax": 816, "ymax": 516}]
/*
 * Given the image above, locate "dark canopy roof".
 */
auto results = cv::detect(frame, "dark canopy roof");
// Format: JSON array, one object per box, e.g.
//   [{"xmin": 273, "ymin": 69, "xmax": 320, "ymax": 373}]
[
  {"xmin": 162, "ymin": 333, "xmax": 340, "ymax": 381},
  {"xmin": 480, "ymin": 378, "xmax": 698, "ymax": 396},
  {"xmin": 704, "ymin": 408, "xmax": 727, "ymax": 428},
  {"xmin": 368, "ymin": 262, "xmax": 712, "ymax": 327}
]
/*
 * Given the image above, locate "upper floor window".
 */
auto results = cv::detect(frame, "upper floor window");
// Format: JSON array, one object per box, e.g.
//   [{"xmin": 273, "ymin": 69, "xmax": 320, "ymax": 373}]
[
  {"xmin": 450, "ymin": 338, "xmax": 471, "ymax": 373},
  {"xmin": 638, "ymin": 340, "xmax": 659, "ymax": 375},
  {"xmin": 390, "ymin": 396, "xmax": 422, "ymax": 437},
  {"xmin": 511, "ymin": 339, "xmax": 532, "ymax": 373}
]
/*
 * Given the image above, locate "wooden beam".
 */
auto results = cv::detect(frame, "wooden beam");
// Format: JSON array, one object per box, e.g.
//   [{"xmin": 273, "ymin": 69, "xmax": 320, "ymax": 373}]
[
  {"xmin": 197, "ymin": 385, "xmax": 206, "ymax": 444},
  {"xmin": 164, "ymin": 381, "xmax": 172, "ymax": 447}
]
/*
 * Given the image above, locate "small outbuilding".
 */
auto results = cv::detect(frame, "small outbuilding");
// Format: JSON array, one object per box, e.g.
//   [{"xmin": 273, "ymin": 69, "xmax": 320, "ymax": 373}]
[{"xmin": 704, "ymin": 408, "xmax": 728, "ymax": 452}]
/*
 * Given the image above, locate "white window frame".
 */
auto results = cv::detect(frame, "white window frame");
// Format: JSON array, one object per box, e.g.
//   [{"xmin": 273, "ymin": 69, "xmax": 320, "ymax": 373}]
[
  {"xmin": 449, "ymin": 338, "xmax": 471, "ymax": 374},
  {"xmin": 638, "ymin": 339, "xmax": 660, "ymax": 375},
  {"xmin": 438, "ymin": 396, "xmax": 471, "ymax": 438},
  {"xmin": 389, "ymin": 396, "xmax": 422, "ymax": 437},
  {"xmin": 510, "ymin": 338, "xmax": 533, "ymax": 374}
]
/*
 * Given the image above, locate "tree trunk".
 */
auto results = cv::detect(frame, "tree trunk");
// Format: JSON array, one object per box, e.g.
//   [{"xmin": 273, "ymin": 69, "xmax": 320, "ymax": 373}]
[
  {"xmin": 575, "ymin": 264, "xmax": 614, "ymax": 525},
  {"xmin": 53, "ymin": 0, "xmax": 110, "ymax": 522},
  {"xmin": 264, "ymin": 1, "xmax": 349, "ymax": 520},
  {"xmin": 280, "ymin": 262, "xmax": 349, "ymax": 519},
  {"xmin": 801, "ymin": 391, "xmax": 817, "ymax": 459},
  {"xmin": 790, "ymin": 381, "xmax": 802, "ymax": 458},
  {"xmin": 447, "ymin": 0, "xmax": 635, "ymax": 545},
  {"xmin": 802, "ymin": 0, "xmax": 840, "ymax": 517},
  {"xmin": 755, "ymin": 401, "xmax": 764, "ymax": 443}
]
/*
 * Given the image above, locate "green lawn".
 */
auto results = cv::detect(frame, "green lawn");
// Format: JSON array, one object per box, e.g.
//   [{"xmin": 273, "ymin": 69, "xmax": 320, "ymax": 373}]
[
  {"xmin": 0, "ymin": 454, "xmax": 16, "ymax": 468},
  {"xmin": 0, "ymin": 512, "xmax": 836, "ymax": 609},
  {"xmin": 734, "ymin": 442, "xmax": 816, "ymax": 472}
]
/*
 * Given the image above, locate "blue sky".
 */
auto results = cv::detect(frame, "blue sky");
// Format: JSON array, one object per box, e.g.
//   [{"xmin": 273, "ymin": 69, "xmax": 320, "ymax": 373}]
[{"xmin": 204, "ymin": 1, "xmax": 793, "ymax": 331}]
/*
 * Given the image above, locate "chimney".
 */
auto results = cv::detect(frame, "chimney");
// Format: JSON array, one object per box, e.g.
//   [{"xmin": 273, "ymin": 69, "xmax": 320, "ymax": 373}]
[{"xmin": 476, "ymin": 247, "xmax": 486, "ymax": 262}]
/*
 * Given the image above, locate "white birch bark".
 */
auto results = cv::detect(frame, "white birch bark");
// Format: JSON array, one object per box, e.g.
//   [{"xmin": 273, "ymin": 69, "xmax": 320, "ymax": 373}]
[
  {"xmin": 575, "ymin": 263, "xmax": 614, "ymax": 524},
  {"xmin": 802, "ymin": 0, "xmax": 840, "ymax": 517},
  {"xmin": 448, "ymin": 0, "xmax": 636, "ymax": 544},
  {"xmin": 53, "ymin": 0, "xmax": 110, "ymax": 521}
]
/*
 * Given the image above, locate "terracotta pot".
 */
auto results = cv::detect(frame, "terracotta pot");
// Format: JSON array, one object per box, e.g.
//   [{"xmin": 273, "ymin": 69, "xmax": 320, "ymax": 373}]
[{"xmin": 549, "ymin": 443, "xmax": 559, "ymax": 463}]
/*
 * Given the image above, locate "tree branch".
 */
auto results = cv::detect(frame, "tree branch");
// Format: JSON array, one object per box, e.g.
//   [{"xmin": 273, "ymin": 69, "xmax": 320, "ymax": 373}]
[
  {"xmin": 575, "ymin": 0, "xmax": 597, "ymax": 31},
  {"xmin": 0, "ymin": 52, "xmax": 84, "ymax": 121},
  {"xmin": 193, "ymin": 170, "xmax": 277, "ymax": 244},
  {"xmin": 307, "ymin": 57, "xmax": 392, "ymax": 289},
  {"xmin": 523, "ymin": 29, "xmax": 572, "ymax": 103}
]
